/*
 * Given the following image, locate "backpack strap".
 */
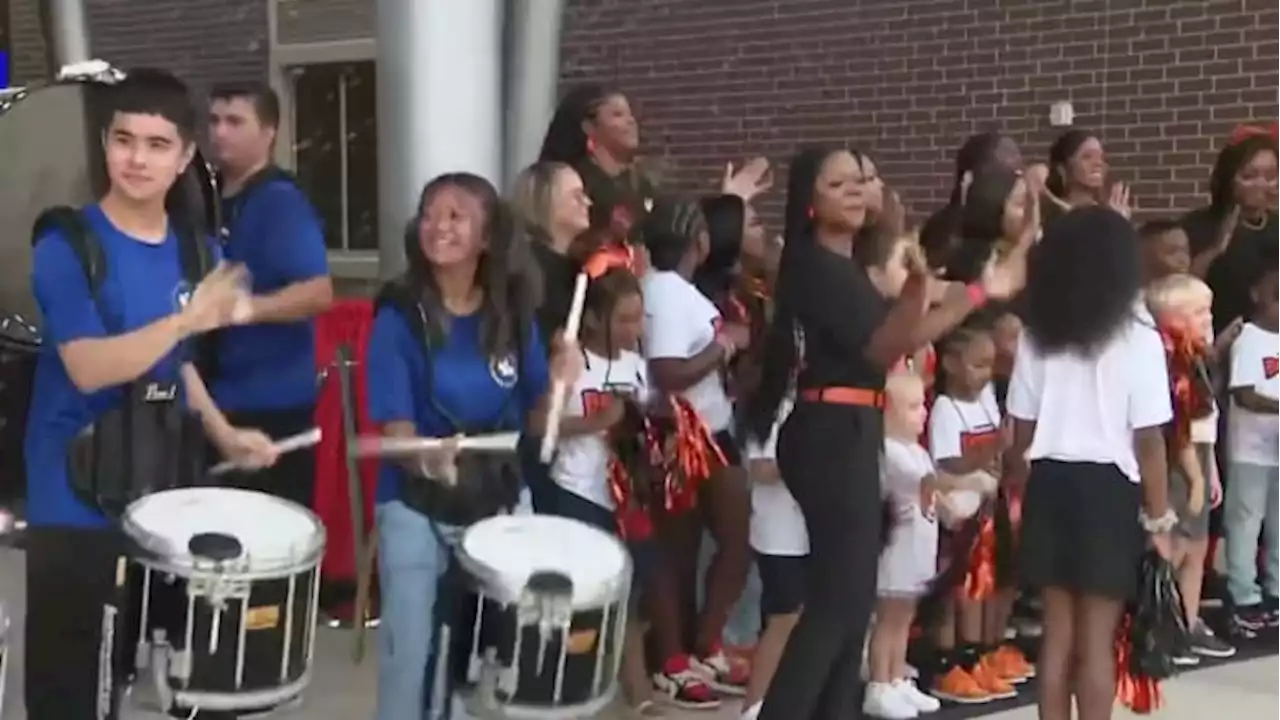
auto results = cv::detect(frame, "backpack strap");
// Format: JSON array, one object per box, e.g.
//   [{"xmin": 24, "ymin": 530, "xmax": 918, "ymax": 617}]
[
  {"xmin": 32, "ymin": 205, "xmax": 106, "ymax": 295},
  {"xmin": 221, "ymin": 165, "xmax": 300, "ymax": 233}
]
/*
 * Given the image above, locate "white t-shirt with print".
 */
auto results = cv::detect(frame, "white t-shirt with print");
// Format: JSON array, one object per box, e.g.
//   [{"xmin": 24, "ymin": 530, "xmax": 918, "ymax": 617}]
[
  {"xmin": 1228, "ymin": 322, "xmax": 1280, "ymax": 467},
  {"xmin": 551, "ymin": 348, "xmax": 651, "ymax": 509},
  {"xmin": 1006, "ymin": 311, "xmax": 1173, "ymax": 483},
  {"xmin": 928, "ymin": 384, "xmax": 1002, "ymax": 462},
  {"xmin": 745, "ymin": 397, "xmax": 808, "ymax": 556},
  {"xmin": 641, "ymin": 270, "xmax": 734, "ymax": 432}
]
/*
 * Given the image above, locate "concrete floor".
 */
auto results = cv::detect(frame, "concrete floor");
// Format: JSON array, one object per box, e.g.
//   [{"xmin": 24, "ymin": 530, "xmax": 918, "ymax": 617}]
[{"xmin": 0, "ymin": 545, "xmax": 1275, "ymax": 720}]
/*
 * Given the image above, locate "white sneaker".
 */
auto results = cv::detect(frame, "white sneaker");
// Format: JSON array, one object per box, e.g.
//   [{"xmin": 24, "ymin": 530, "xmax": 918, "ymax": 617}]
[
  {"xmin": 893, "ymin": 678, "xmax": 941, "ymax": 713},
  {"xmin": 740, "ymin": 700, "xmax": 763, "ymax": 720},
  {"xmin": 862, "ymin": 681, "xmax": 919, "ymax": 719}
]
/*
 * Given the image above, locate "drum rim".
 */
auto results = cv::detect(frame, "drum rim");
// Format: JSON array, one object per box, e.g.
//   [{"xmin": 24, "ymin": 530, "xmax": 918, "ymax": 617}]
[
  {"xmin": 123, "ymin": 487, "xmax": 327, "ymax": 575},
  {"xmin": 457, "ymin": 515, "xmax": 632, "ymax": 608}
]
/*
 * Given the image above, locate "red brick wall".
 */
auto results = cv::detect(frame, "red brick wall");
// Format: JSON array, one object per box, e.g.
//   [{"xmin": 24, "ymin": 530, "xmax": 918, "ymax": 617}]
[
  {"xmin": 560, "ymin": 0, "xmax": 1279, "ymax": 224},
  {"xmin": 7, "ymin": 0, "xmax": 267, "ymax": 95}
]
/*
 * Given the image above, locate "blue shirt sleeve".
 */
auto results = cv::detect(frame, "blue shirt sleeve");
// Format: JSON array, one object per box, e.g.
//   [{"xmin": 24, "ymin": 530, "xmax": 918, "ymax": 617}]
[
  {"xmin": 249, "ymin": 183, "xmax": 329, "ymax": 284},
  {"xmin": 519, "ymin": 320, "xmax": 550, "ymax": 416},
  {"xmin": 366, "ymin": 307, "xmax": 415, "ymax": 424},
  {"xmin": 32, "ymin": 231, "xmax": 107, "ymax": 345}
]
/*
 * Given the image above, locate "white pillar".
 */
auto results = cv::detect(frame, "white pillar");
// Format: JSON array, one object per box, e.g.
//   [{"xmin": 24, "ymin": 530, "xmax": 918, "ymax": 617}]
[
  {"xmin": 503, "ymin": 0, "xmax": 566, "ymax": 187},
  {"xmin": 44, "ymin": 0, "xmax": 92, "ymax": 68},
  {"xmin": 375, "ymin": 0, "xmax": 503, "ymax": 280}
]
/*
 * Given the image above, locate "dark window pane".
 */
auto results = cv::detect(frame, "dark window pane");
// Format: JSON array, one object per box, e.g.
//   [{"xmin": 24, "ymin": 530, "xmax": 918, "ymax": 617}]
[
  {"xmin": 291, "ymin": 64, "xmax": 343, "ymax": 250},
  {"xmin": 344, "ymin": 62, "xmax": 378, "ymax": 251}
]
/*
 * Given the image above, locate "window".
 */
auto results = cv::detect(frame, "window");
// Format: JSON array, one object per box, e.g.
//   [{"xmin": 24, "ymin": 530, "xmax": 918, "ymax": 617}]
[{"xmin": 289, "ymin": 61, "xmax": 378, "ymax": 252}]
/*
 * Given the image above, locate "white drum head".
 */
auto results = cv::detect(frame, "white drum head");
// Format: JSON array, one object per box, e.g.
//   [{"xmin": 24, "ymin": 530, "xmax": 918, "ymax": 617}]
[
  {"xmin": 124, "ymin": 488, "xmax": 325, "ymax": 575},
  {"xmin": 461, "ymin": 515, "xmax": 628, "ymax": 607}
]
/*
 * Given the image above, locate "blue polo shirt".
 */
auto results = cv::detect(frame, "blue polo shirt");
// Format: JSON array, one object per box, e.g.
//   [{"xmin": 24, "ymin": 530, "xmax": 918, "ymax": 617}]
[
  {"xmin": 25, "ymin": 205, "xmax": 195, "ymax": 528},
  {"xmin": 213, "ymin": 177, "xmax": 328, "ymax": 412},
  {"xmin": 365, "ymin": 303, "xmax": 549, "ymax": 504}
]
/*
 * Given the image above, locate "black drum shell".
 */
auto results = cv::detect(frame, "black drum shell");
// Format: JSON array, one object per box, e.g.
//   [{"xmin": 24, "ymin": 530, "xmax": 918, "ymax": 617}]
[{"xmin": 450, "ymin": 587, "xmax": 625, "ymax": 708}]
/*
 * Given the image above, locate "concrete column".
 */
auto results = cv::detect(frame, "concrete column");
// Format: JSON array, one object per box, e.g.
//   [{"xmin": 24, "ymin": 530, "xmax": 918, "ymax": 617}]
[
  {"xmin": 43, "ymin": 0, "xmax": 92, "ymax": 69},
  {"xmin": 375, "ymin": 0, "xmax": 503, "ymax": 280},
  {"xmin": 503, "ymin": 0, "xmax": 566, "ymax": 187}
]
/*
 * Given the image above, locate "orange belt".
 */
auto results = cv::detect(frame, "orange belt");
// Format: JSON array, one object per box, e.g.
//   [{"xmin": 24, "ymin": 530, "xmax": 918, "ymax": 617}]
[{"xmin": 798, "ymin": 386, "xmax": 885, "ymax": 408}]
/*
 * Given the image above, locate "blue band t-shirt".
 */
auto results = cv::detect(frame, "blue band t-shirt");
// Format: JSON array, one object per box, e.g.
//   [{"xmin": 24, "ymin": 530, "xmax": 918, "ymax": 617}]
[
  {"xmin": 213, "ymin": 178, "xmax": 329, "ymax": 412},
  {"xmin": 25, "ymin": 205, "xmax": 195, "ymax": 528},
  {"xmin": 364, "ymin": 305, "xmax": 550, "ymax": 504}
]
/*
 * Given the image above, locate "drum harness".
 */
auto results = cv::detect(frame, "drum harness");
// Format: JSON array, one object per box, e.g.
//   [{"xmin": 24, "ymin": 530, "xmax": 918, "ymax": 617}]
[{"xmin": 379, "ymin": 285, "xmax": 578, "ymax": 716}]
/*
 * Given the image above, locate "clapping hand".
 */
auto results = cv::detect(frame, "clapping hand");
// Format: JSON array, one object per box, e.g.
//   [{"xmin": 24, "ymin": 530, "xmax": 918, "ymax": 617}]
[
  {"xmin": 722, "ymin": 157, "xmax": 774, "ymax": 202},
  {"xmin": 1108, "ymin": 181, "xmax": 1134, "ymax": 220},
  {"xmin": 181, "ymin": 262, "xmax": 251, "ymax": 334}
]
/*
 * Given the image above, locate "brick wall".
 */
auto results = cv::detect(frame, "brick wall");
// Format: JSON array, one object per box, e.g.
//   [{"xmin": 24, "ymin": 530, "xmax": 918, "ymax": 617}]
[
  {"xmin": 7, "ymin": 0, "xmax": 267, "ymax": 96},
  {"xmin": 560, "ymin": 0, "xmax": 1279, "ymax": 223}
]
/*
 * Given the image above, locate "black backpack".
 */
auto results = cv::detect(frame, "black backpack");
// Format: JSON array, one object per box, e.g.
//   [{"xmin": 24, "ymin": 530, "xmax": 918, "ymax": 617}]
[{"xmin": 375, "ymin": 281, "xmax": 525, "ymax": 527}]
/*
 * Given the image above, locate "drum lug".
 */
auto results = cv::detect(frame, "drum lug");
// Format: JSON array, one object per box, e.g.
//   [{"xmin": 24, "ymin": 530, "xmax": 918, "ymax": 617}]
[{"xmin": 149, "ymin": 634, "xmax": 177, "ymax": 712}]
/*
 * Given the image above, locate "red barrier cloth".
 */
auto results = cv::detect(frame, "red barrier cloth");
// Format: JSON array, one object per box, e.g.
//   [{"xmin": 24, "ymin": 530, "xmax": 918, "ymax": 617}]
[{"xmin": 313, "ymin": 299, "xmax": 378, "ymax": 582}]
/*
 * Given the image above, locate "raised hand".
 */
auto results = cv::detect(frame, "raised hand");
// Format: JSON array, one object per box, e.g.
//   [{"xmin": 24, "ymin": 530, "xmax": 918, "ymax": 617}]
[
  {"xmin": 182, "ymin": 262, "xmax": 250, "ymax": 334},
  {"xmin": 721, "ymin": 157, "xmax": 774, "ymax": 202},
  {"xmin": 1108, "ymin": 181, "xmax": 1133, "ymax": 220}
]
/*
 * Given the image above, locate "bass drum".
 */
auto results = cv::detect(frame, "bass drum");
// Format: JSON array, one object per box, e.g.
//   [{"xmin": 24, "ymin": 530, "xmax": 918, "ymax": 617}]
[
  {"xmin": 0, "ymin": 70, "xmax": 221, "ymax": 507},
  {"xmin": 0, "ymin": 73, "xmax": 221, "ymax": 322}
]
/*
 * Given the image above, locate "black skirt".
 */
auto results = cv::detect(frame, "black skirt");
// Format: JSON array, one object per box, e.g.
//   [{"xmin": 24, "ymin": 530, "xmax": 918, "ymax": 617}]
[{"xmin": 1020, "ymin": 459, "xmax": 1144, "ymax": 600}]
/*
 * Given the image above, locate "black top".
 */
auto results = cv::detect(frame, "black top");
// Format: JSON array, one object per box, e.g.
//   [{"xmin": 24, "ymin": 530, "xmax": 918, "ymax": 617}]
[
  {"xmin": 531, "ymin": 240, "xmax": 579, "ymax": 349},
  {"xmin": 1181, "ymin": 207, "xmax": 1278, "ymax": 333},
  {"xmin": 785, "ymin": 243, "xmax": 890, "ymax": 391}
]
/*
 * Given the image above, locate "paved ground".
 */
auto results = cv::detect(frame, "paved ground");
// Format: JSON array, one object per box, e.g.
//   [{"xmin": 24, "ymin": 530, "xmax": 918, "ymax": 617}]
[{"xmin": 0, "ymin": 545, "xmax": 1274, "ymax": 719}]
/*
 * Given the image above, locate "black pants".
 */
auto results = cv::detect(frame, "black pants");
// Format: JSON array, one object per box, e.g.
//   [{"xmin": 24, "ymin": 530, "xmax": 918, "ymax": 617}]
[
  {"xmin": 758, "ymin": 403, "xmax": 883, "ymax": 720},
  {"xmin": 218, "ymin": 405, "xmax": 316, "ymax": 508},
  {"xmin": 25, "ymin": 526, "xmax": 134, "ymax": 720}
]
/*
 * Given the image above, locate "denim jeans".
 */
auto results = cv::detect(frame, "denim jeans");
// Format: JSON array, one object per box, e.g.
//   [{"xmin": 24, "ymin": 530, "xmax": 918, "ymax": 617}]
[
  {"xmin": 375, "ymin": 500, "xmax": 462, "ymax": 720},
  {"xmin": 1224, "ymin": 462, "xmax": 1279, "ymax": 607}
]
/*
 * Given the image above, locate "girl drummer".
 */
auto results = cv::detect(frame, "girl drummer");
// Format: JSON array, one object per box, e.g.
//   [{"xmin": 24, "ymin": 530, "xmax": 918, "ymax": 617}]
[
  {"xmin": 364, "ymin": 172, "xmax": 579, "ymax": 719},
  {"xmin": 748, "ymin": 147, "xmax": 1031, "ymax": 720}
]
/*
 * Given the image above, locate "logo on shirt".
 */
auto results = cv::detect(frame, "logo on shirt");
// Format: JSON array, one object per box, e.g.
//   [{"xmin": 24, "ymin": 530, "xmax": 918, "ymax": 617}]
[
  {"xmin": 960, "ymin": 427, "xmax": 1000, "ymax": 454},
  {"xmin": 172, "ymin": 280, "xmax": 194, "ymax": 311},
  {"xmin": 489, "ymin": 353, "xmax": 519, "ymax": 389},
  {"xmin": 1264, "ymin": 356, "xmax": 1279, "ymax": 379}
]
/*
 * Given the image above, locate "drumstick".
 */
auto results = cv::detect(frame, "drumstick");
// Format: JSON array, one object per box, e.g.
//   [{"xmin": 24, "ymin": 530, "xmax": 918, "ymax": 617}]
[
  {"xmin": 355, "ymin": 432, "xmax": 521, "ymax": 458},
  {"xmin": 539, "ymin": 272, "xmax": 590, "ymax": 463},
  {"xmin": 209, "ymin": 427, "xmax": 323, "ymax": 475}
]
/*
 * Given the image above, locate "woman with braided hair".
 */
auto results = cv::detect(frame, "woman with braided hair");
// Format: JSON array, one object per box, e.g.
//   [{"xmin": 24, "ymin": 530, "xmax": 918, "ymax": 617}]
[{"xmin": 748, "ymin": 147, "xmax": 1030, "ymax": 720}]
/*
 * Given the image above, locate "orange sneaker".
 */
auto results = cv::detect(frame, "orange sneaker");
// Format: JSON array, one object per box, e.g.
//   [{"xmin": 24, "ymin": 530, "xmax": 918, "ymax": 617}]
[
  {"xmin": 972, "ymin": 655, "xmax": 1019, "ymax": 700},
  {"xmin": 930, "ymin": 665, "xmax": 993, "ymax": 704},
  {"xmin": 993, "ymin": 644, "xmax": 1035, "ymax": 682}
]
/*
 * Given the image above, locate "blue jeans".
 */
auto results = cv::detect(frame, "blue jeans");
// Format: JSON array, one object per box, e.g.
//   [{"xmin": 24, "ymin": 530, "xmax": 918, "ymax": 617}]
[
  {"xmin": 375, "ymin": 500, "xmax": 462, "ymax": 720},
  {"xmin": 1225, "ymin": 462, "xmax": 1280, "ymax": 607}
]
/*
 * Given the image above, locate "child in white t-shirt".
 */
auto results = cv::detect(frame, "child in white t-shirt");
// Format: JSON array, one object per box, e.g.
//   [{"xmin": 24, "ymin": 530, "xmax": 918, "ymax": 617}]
[
  {"xmin": 864, "ymin": 373, "xmax": 944, "ymax": 718},
  {"xmin": 1225, "ymin": 264, "xmax": 1280, "ymax": 634},
  {"xmin": 927, "ymin": 324, "xmax": 1030, "ymax": 705},
  {"xmin": 544, "ymin": 267, "xmax": 701, "ymax": 713},
  {"xmin": 737, "ymin": 394, "xmax": 806, "ymax": 720}
]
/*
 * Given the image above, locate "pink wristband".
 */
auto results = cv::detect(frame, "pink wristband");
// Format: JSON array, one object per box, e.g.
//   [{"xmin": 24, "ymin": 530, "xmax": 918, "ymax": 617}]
[{"xmin": 965, "ymin": 283, "xmax": 987, "ymax": 308}]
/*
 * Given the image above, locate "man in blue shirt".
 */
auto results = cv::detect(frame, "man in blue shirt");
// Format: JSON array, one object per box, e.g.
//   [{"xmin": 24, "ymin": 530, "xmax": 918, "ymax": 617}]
[
  {"xmin": 207, "ymin": 82, "xmax": 333, "ymax": 509},
  {"xmin": 24, "ymin": 70, "xmax": 277, "ymax": 720}
]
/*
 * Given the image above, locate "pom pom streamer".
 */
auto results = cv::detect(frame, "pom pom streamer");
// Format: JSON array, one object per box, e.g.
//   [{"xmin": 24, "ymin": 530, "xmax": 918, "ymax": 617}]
[{"xmin": 1114, "ymin": 549, "xmax": 1190, "ymax": 714}]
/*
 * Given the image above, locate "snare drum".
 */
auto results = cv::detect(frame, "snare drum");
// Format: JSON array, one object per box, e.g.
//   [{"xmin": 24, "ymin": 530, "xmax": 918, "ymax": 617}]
[
  {"xmin": 124, "ymin": 488, "xmax": 325, "ymax": 713},
  {"xmin": 455, "ymin": 514, "xmax": 630, "ymax": 718}
]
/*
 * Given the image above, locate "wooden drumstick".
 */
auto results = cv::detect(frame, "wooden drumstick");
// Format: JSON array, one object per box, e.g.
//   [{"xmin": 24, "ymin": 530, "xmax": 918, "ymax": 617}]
[{"xmin": 539, "ymin": 272, "xmax": 589, "ymax": 463}]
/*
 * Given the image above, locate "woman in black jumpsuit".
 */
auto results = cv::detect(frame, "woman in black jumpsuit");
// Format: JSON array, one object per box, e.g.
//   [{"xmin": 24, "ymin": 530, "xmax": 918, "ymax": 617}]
[{"xmin": 750, "ymin": 147, "xmax": 1032, "ymax": 719}]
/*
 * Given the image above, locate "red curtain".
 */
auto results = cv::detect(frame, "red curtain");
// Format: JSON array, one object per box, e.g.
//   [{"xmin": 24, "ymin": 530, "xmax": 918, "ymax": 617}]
[{"xmin": 313, "ymin": 299, "xmax": 379, "ymax": 582}]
